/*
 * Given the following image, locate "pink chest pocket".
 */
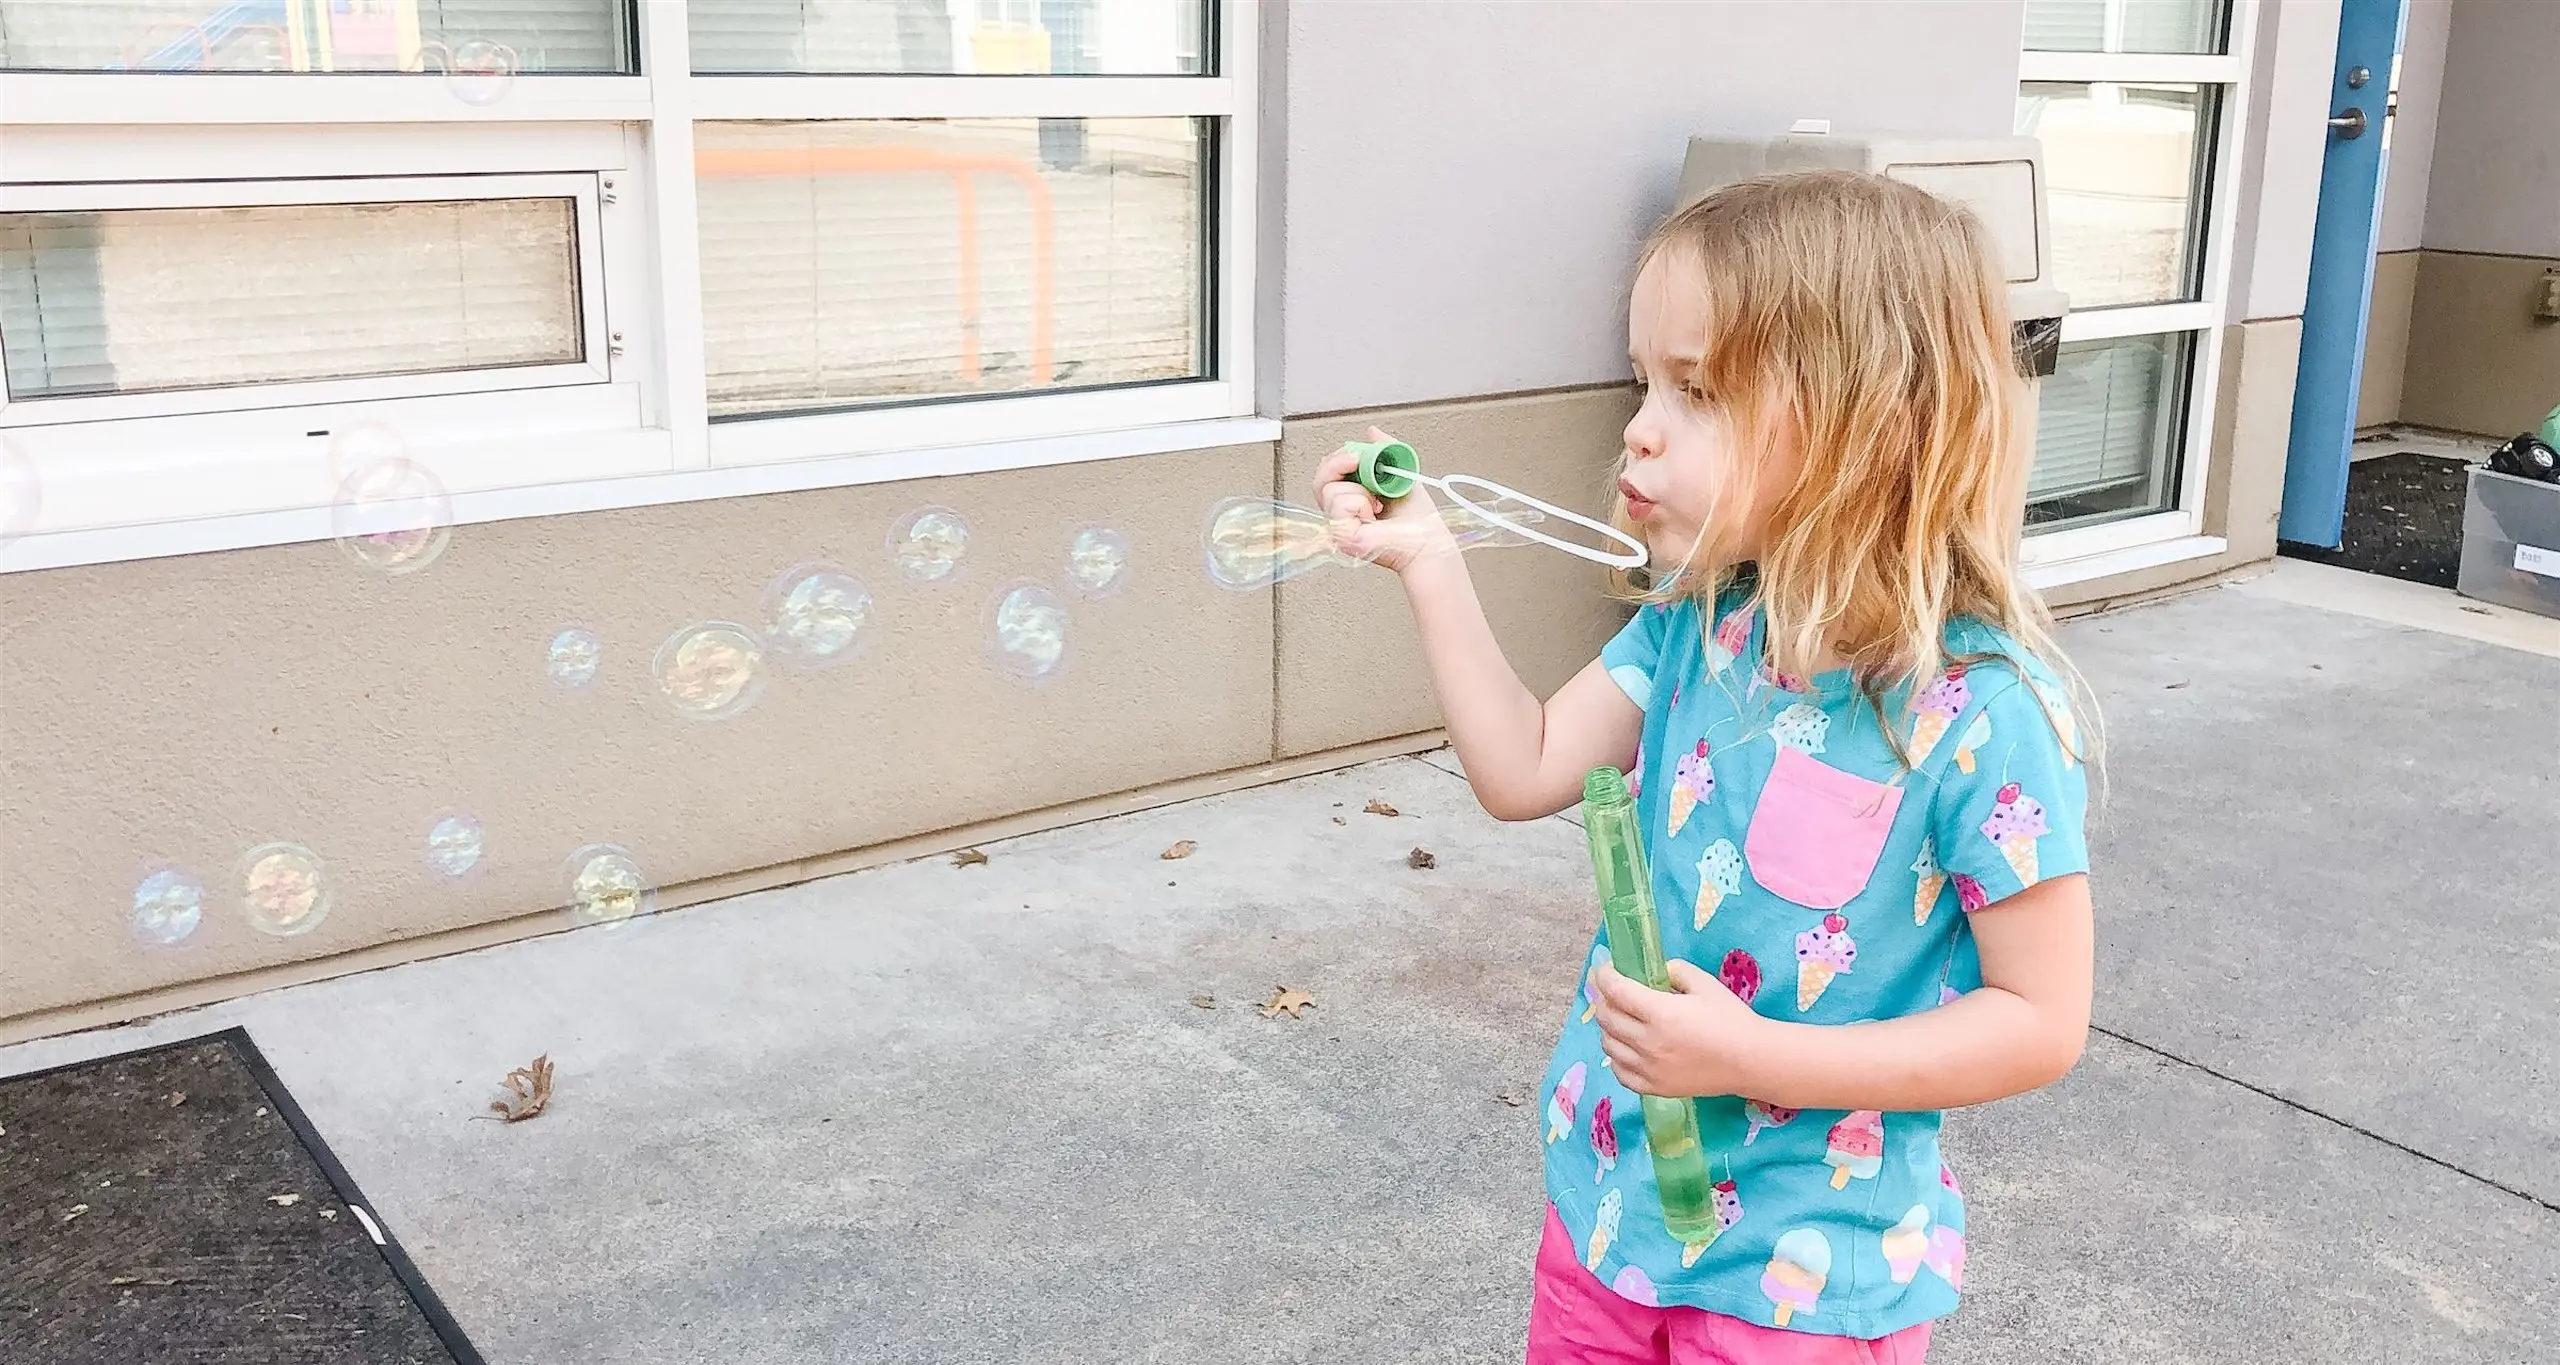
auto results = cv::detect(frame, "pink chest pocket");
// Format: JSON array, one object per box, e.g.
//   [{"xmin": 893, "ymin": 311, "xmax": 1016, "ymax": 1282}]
[{"xmin": 1744, "ymin": 746, "xmax": 1904, "ymax": 911}]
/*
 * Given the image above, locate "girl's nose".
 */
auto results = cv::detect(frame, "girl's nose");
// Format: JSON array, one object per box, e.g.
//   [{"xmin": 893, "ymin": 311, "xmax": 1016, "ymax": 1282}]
[{"xmin": 1622, "ymin": 412, "xmax": 1661, "ymax": 461}]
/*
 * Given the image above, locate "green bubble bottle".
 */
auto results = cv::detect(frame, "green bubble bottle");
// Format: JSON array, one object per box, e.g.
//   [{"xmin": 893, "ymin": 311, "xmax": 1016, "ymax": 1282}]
[{"xmin": 1582, "ymin": 766, "xmax": 1718, "ymax": 1242}]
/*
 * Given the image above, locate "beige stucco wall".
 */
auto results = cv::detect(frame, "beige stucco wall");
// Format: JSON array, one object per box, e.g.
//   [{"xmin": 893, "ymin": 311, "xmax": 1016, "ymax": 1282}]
[
  {"xmin": 3, "ymin": 446, "xmax": 1282, "ymax": 1027},
  {"xmin": 2356, "ymin": 251, "xmax": 2420, "ymax": 430},
  {"xmin": 2399, "ymin": 251, "xmax": 2560, "ymax": 438}
]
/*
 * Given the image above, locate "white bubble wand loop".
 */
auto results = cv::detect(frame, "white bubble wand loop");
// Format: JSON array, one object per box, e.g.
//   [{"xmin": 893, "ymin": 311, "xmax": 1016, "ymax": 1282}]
[{"xmin": 1346, "ymin": 439, "xmax": 1649, "ymax": 572}]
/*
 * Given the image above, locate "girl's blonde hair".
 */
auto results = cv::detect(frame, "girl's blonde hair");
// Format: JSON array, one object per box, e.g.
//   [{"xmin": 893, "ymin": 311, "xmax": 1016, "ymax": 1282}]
[{"xmin": 1621, "ymin": 169, "xmax": 2093, "ymax": 764}]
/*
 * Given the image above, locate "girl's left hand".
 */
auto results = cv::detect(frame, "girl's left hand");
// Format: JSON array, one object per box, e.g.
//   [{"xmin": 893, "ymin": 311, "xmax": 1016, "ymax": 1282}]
[{"xmin": 1589, "ymin": 960, "xmax": 1770, "ymax": 1099}]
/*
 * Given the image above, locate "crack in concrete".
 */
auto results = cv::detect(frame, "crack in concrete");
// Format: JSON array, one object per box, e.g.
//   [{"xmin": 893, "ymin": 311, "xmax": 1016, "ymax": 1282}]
[{"xmin": 2090, "ymin": 1024, "xmax": 2560, "ymax": 1217}]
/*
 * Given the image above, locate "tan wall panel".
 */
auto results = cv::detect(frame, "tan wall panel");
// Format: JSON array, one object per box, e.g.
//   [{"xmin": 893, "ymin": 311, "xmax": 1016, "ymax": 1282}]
[
  {"xmin": 2400, "ymin": 252, "xmax": 2560, "ymax": 438},
  {"xmin": 0, "ymin": 445, "xmax": 1275, "ymax": 1022},
  {"xmin": 1273, "ymin": 390, "xmax": 1635, "ymax": 758},
  {"xmin": 2356, "ymin": 250, "xmax": 2419, "ymax": 430}
]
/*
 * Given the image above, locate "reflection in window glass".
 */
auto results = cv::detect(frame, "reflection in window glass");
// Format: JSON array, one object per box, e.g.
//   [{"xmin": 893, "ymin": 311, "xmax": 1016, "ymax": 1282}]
[
  {"xmin": 0, "ymin": 0, "xmax": 633, "ymax": 73},
  {"xmin": 2029, "ymin": 333, "xmax": 2194, "ymax": 530},
  {"xmin": 690, "ymin": 0, "xmax": 1208, "ymax": 74},
  {"xmin": 2018, "ymin": 82, "xmax": 2214, "ymax": 309},
  {"xmin": 0, "ymin": 199, "xmax": 583, "ymax": 400},
  {"xmin": 695, "ymin": 118, "xmax": 1207, "ymax": 419},
  {"xmin": 2021, "ymin": 0, "xmax": 2227, "ymax": 54}
]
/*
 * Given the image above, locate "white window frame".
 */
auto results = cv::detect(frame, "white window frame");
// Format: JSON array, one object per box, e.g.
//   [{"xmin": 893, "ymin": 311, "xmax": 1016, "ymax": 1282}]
[
  {"xmin": 0, "ymin": 0, "xmax": 1269, "ymax": 573},
  {"xmin": 0, "ymin": 173, "xmax": 613, "ymax": 425},
  {"xmin": 2018, "ymin": 1, "xmax": 2258, "ymax": 580}
]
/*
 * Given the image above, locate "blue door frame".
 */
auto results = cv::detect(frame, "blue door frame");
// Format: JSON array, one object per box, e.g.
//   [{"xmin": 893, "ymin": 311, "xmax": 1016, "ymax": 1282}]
[{"xmin": 2278, "ymin": 0, "xmax": 2411, "ymax": 549}]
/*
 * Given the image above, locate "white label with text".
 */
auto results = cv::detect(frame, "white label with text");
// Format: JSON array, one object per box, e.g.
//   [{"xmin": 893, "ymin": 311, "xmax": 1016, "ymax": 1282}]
[{"xmin": 2517, "ymin": 544, "xmax": 2560, "ymax": 578}]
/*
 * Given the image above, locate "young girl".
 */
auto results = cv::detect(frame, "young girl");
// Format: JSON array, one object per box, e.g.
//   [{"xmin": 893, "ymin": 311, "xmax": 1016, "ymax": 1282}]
[{"xmin": 1314, "ymin": 171, "xmax": 2094, "ymax": 1363}]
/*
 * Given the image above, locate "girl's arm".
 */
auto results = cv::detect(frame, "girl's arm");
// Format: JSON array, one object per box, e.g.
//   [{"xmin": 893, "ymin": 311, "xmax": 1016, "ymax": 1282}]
[
  {"xmin": 1589, "ymin": 873, "xmax": 2094, "ymax": 1111},
  {"xmin": 1314, "ymin": 434, "xmax": 1641, "ymax": 821}
]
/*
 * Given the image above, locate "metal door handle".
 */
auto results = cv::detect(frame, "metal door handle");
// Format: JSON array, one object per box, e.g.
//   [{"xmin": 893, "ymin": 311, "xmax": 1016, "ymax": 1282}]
[{"xmin": 2329, "ymin": 107, "xmax": 2368, "ymax": 138}]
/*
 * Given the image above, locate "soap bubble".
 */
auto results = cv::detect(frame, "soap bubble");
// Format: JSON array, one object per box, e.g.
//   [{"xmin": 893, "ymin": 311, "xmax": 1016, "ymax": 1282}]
[
  {"xmin": 1201, "ymin": 495, "xmax": 1551, "ymax": 591},
  {"xmin": 1064, "ymin": 526, "xmax": 1132, "ymax": 598},
  {"xmin": 131, "ymin": 868, "xmax": 204, "ymax": 946},
  {"xmin": 1, "ymin": 436, "xmax": 40, "ymax": 543},
  {"xmin": 425, "ymin": 814, "xmax": 484, "ymax": 878},
  {"xmin": 564, "ymin": 843, "xmax": 654, "ymax": 927},
  {"xmin": 760, "ymin": 563, "xmax": 874, "ymax": 669},
  {"xmin": 988, "ymin": 583, "xmax": 1070, "ymax": 681},
  {"xmin": 890, "ymin": 507, "xmax": 970, "ymax": 582},
  {"xmin": 547, "ymin": 626, "xmax": 603, "ymax": 689},
  {"xmin": 324, "ymin": 422, "xmax": 408, "ymax": 486},
  {"xmin": 1203, "ymin": 497, "xmax": 1348, "ymax": 590},
  {"xmin": 444, "ymin": 38, "xmax": 518, "ymax": 106},
  {"xmin": 333, "ymin": 458, "xmax": 452, "ymax": 576},
  {"xmin": 653, "ymin": 622, "xmax": 766, "ymax": 719},
  {"xmin": 240, "ymin": 842, "xmax": 331, "ymax": 938}
]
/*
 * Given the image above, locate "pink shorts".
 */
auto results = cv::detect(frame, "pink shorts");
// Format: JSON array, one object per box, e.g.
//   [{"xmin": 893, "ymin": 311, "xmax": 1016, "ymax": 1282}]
[{"xmin": 1527, "ymin": 1206, "xmax": 1933, "ymax": 1365}]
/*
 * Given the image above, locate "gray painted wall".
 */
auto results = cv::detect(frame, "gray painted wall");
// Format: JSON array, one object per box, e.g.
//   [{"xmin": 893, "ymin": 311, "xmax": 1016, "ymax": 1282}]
[
  {"xmin": 1275, "ymin": 0, "xmax": 2027, "ymax": 415},
  {"xmin": 2378, "ymin": 0, "xmax": 2454, "ymax": 255},
  {"xmin": 2422, "ymin": 0, "xmax": 2560, "ymax": 258}
]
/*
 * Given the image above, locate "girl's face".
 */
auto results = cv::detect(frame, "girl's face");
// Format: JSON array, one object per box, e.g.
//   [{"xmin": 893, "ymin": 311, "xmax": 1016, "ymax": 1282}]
[{"xmin": 1620, "ymin": 250, "xmax": 1799, "ymax": 570}]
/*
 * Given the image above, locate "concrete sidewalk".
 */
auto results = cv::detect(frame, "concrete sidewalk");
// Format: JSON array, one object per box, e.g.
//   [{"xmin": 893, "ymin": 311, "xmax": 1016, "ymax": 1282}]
[{"xmin": 5, "ymin": 582, "xmax": 2554, "ymax": 1363}]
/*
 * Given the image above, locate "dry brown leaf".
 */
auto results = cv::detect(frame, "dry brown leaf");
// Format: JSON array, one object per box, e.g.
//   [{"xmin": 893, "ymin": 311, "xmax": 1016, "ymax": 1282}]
[
  {"xmin": 62, "ymin": 1204, "xmax": 88, "ymax": 1224},
  {"xmin": 164, "ymin": 1092, "xmax": 186, "ymax": 1108},
  {"xmin": 1407, "ymin": 848, "xmax": 1438, "ymax": 870},
  {"xmin": 1259, "ymin": 987, "xmax": 1316, "ymax": 1020},
  {"xmin": 1495, "ymin": 1091, "xmax": 1523, "ymax": 1107},
  {"xmin": 486, "ymin": 1054, "xmax": 555, "ymax": 1123},
  {"xmin": 1188, "ymin": 994, "xmax": 1217, "ymax": 1010},
  {"xmin": 320, "ymin": 1209, "xmax": 338, "ymax": 1221},
  {"xmin": 1160, "ymin": 840, "xmax": 1198, "ymax": 861},
  {"xmin": 952, "ymin": 848, "xmax": 990, "ymax": 869},
  {"xmin": 1365, "ymin": 799, "xmax": 1400, "ymax": 817},
  {"xmin": 266, "ymin": 1193, "xmax": 300, "ymax": 1208}
]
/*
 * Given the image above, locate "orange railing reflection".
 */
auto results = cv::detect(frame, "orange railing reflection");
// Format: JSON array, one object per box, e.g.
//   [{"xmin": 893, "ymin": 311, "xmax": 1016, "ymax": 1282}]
[{"xmin": 694, "ymin": 144, "xmax": 1057, "ymax": 387}]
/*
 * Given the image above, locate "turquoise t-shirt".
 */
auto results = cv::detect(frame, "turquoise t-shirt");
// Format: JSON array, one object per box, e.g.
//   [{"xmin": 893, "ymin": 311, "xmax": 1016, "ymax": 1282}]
[{"xmin": 1543, "ymin": 591, "xmax": 2091, "ymax": 1338}]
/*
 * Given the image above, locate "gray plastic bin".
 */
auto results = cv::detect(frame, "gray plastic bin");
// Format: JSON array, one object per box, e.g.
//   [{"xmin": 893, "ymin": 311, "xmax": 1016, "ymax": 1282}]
[{"xmin": 2456, "ymin": 466, "xmax": 2560, "ymax": 619}]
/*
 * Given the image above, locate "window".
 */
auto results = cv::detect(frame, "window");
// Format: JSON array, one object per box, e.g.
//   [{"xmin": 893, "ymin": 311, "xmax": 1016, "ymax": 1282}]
[
  {"xmin": 2018, "ymin": 0, "xmax": 2251, "ymax": 550},
  {"xmin": 0, "ymin": 1, "xmax": 1258, "ymax": 570}
]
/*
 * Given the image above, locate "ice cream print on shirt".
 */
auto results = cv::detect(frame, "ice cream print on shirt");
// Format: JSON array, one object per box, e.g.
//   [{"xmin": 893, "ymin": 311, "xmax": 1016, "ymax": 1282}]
[
  {"xmin": 1557, "ymin": 599, "xmax": 2091, "ymax": 1338},
  {"xmin": 1694, "ymin": 839, "xmax": 1744, "ymax": 927},
  {"xmin": 1981, "ymin": 782, "xmax": 2050, "ymax": 886},
  {"xmin": 1908, "ymin": 665, "xmax": 1970, "ymax": 764},
  {"xmin": 1795, "ymin": 913, "xmax": 1857, "ymax": 1010},
  {"xmin": 1823, "ymin": 1109, "xmax": 1884, "ymax": 1189},
  {"xmin": 1668, "ymin": 739, "xmax": 1715, "ymax": 835},
  {"xmin": 1547, "ymin": 1062, "xmax": 1585, "ymax": 1143},
  {"xmin": 1762, "ymin": 1228, "xmax": 1831, "ymax": 1326}
]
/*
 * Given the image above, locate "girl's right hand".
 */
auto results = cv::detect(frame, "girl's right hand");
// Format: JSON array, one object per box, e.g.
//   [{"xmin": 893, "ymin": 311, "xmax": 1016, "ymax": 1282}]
[{"xmin": 1313, "ymin": 427, "xmax": 1459, "ymax": 575}]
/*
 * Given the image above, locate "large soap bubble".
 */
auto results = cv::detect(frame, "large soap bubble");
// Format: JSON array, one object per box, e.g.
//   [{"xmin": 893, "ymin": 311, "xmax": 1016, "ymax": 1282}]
[
  {"xmin": 1064, "ymin": 526, "xmax": 1132, "ymax": 598},
  {"xmin": 890, "ymin": 507, "xmax": 970, "ymax": 582},
  {"xmin": 332, "ymin": 458, "xmax": 453, "ymax": 576},
  {"xmin": 564, "ymin": 843, "xmax": 654, "ymax": 927},
  {"xmin": 240, "ymin": 842, "xmax": 331, "ymax": 938},
  {"xmin": 132, "ymin": 868, "xmax": 205, "ymax": 946},
  {"xmin": 654, "ymin": 622, "xmax": 766, "ymax": 719},
  {"xmin": 988, "ymin": 583, "xmax": 1071, "ymax": 681},
  {"xmin": 760, "ymin": 564, "xmax": 874, "ymax": 669}
]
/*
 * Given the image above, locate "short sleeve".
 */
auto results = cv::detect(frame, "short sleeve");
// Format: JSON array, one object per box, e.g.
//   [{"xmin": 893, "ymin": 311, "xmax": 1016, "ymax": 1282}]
[
  {"xmin": 1599, "ymin": 602, "xmax": 1674, "ymax": 710},
  {"xmin": 1926, "ymin": 670, "xmax": 2090, "ymax": 910}
]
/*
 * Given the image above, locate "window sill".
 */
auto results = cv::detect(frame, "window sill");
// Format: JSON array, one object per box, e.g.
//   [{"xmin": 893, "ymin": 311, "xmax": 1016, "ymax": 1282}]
[
  {"xmin": 2024, "ymin": 533, "xmax": 2229, "ymax": 592},
  {"xmin": 0, "ymin": 415, "xmax": 1281, "ymax": 575}
]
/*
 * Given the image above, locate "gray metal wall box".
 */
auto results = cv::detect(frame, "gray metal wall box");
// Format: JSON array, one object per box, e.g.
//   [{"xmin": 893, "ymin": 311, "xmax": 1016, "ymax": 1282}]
[{"xmin": 1673, "ymin": 131, "xmax": 2069, "ymax": 377}]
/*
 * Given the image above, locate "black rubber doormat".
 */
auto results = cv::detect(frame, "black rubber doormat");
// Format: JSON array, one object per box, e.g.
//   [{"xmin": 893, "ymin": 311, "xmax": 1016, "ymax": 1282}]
[
  {"xmin": 2280, "ymin": 451, "xmax": 2472, "ymax": 588},
  {"xmin": 0, "ymin": 1028, "xmax": 483, "ymax": 1364}
]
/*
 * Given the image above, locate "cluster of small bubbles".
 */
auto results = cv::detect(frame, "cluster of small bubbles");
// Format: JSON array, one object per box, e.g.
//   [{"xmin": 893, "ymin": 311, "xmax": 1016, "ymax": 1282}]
[
  {"xmin": 760, "ymin": 564, "xmax": 874, "ymax": 670},
  {"xmin": 564, "ymin": 843, "xmax": 654, "ymax": 927},
  {"xmin": 240, "ymin": 842, "xmax": 331, "ymax": 938},
  {"xmin": 425, "ymin": 814, "xmax": 485, "ymax": 878},
  {"xmin": 890, "ymin": 506, "xmax": 970, "ymax": 582},
  {"xmin": 1, "ymin": 436, "xmax": 40, "ymax": 544},
  {"xmin": 443, "ymin": 38, "xmax": 519, "ymax": 107},
  {"xmin": 1063, "ymin": 526, "xmax": 1131, "ymax": 598},
  {"xmin": 131, "ymin": 868, "xmax": 205, "ymax": 946},
  {"xmin": 988, "ymin": 583, "xmax": 1071, "ymax": 681},
  {"xmin": 653, "ymin": 622, "xmax": 767, "ymax": 719},
  {"xmin": 332, "ymin": 458, "xmax": 453, "ymax": 576},
  {"xmin": 547, "ymin": 626, "xmax": 603, "ymax": 689}
]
